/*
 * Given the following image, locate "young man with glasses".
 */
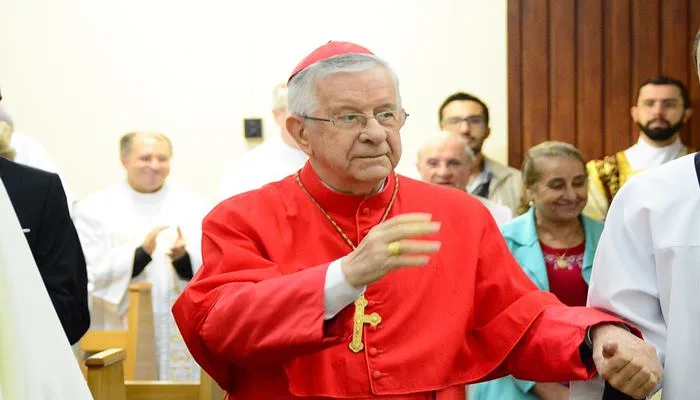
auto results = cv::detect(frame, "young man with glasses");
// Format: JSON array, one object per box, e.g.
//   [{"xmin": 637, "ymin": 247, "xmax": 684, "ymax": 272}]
[{"xmin": 439, "ymin": 92, "xmax": 522, "ymax": 214}]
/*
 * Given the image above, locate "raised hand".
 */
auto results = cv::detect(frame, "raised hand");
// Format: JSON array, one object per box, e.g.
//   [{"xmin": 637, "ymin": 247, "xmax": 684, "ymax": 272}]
[
  {"xmin": 142, "ymin": 225, "xmax": 168, "ymax": 255},
  {"xmin": 166, "ymin": 226, "xmax": 187, "ymax": 261},
  {"xmin": 341, "ymin": 213, "xmax": 441, "ymax": 288}
]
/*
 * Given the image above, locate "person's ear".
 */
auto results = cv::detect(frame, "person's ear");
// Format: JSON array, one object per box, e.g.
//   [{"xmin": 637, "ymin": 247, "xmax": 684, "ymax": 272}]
[
  {"xmin": 286, "ymin": 115, "xmax": 312, "ymax": 156},
  {"xmin": 630, "ymin": 106, "xmax": 639, "ymax": 123}
]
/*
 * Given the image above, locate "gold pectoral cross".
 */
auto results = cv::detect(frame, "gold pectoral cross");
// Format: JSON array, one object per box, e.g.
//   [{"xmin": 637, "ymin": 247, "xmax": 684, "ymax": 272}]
[{"xmin": 349, "ymin": 294, "xmax": 381, "ymax": 353}]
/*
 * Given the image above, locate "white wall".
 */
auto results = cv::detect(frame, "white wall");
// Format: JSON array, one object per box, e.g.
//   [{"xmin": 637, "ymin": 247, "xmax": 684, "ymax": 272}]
[{"xmin": 0, "ymin": 0, "xmax": 508, "ymax": 201}]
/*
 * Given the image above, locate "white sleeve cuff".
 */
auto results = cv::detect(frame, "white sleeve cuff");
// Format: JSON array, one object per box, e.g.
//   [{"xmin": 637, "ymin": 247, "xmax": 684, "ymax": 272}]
[{"xmin": 324, "ymin": 257, "xmax": 365, "ymax": 320}]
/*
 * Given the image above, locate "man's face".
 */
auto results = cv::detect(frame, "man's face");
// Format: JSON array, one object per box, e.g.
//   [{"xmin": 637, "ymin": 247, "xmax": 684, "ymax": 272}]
[
  {"xmin": 631, "ymin": 84, "xmax": 691, "ymax": 142},
  {"xmin": 417, "ymin": 138, "xmax": 471, "ymax": 190},
  {"xmin": 288, "ymin": 66, "xmax": 403, "ymax": 192},
  {"xmin": 121, "ymin": 135, "xmax": 171, "ymax": 193},
  {"xmin": 440, "ymin": 100, "xmax": 490, "ymax": 154}
]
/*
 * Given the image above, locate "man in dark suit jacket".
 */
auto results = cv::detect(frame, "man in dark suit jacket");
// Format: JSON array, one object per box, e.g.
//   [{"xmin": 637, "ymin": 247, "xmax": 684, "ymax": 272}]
[{"xmin": 0, "ymin": 156, "xmax": 89, "ymax": 344}]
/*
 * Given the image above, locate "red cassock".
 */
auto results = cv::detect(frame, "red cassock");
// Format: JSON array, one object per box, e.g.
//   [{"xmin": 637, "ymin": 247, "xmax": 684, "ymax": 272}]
[{"xmin": 173, "ymin": 162, "xmax": 631, "ymax": 399}]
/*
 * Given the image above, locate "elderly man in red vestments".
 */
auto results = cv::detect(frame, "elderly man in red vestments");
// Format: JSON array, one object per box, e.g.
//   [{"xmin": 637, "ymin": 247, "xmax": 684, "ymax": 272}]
[{"xmin": 172, "ymin": 41, "xmax": 661, "ymax": 399}]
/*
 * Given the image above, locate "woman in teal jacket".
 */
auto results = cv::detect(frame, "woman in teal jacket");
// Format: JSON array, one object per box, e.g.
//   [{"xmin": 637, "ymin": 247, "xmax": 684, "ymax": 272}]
[{"xmin": 472, "ymin": 142, "xmax": 604, "ymax": 400}]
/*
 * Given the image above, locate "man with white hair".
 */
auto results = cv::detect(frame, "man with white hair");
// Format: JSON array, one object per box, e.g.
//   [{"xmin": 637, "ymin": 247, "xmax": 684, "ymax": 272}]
[
  {"xmin": 218, "ymin": 83, "xmax": 307, "ymax": 200},
  {"xmin": 416, "ymin": 131, "xmax": 512, "ymax": 226},
  {"xmin": 172, "ymin": 40, "xmax": 661, "ymax": 400}
]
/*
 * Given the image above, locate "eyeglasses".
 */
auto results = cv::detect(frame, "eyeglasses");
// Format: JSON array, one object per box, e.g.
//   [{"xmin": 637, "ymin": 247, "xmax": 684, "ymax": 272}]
[
  {"xmin": 442, "ymin": 115, "xmax": 486, "ymax": 127},
  {"xmin": 303, "ymin": 110, "xmax": 408, "ymax": 130}
]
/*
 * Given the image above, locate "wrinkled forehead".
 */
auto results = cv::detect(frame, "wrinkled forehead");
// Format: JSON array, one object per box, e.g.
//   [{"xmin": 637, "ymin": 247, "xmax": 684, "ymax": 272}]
[
  {"xmin": 315, "ymin": 67, "xmax": 397, "ymax": 108},
  {"xmin": 421, "ymin": 140, "xmax": 469, "ymax": 160}
]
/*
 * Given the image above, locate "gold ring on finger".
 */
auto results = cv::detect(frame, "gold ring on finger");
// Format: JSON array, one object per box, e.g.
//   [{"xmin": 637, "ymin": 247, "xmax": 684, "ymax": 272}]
[{"xmin": 387, "ymin": 241, "xmax": 401, "ymax": 257}]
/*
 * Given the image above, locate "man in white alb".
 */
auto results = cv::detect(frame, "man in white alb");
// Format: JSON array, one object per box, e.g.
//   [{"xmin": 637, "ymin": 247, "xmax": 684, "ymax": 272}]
[
  {"xmin": 218, "ymin": 83, "xmax": 307, "ymax": 200},
  {"xmin": 73, "ymin": 131, "xmax": 210, "ymax": 381},
  {"xmin": 571, "ymin": 30, "xmax": 700, "ymax": 400},
  {"xmin": 416, "ymin": 131, "xmax": 513, "ymax": 225}
]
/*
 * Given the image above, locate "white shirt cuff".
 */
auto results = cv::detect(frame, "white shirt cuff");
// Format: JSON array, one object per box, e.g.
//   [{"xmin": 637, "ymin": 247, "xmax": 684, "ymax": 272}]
[{"xmin": 324, "ymin": 257, "xmax": 365, "ymax": 320}]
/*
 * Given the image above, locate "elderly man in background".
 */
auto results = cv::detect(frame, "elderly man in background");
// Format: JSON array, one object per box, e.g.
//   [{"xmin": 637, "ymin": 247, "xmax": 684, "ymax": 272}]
[
  {"xmin": 416, "ymin": 131, "xmax": 512, "ymax": 225},
  {"xmin": 73, "ymin": 131, "xmax": 210, "ymax": 381}
]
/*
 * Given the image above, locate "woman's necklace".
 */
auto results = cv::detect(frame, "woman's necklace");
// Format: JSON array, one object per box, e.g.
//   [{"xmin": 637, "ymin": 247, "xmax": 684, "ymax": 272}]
[
  {"xmin": 556, "ymin": 251, "xmax": 570, "ymax": 269},
  {"xmin": 538, "ymin": 220, "xmax": 583, "ymax": 270},
  {"xmin": 554, "ymin": 229, "xmax": 583, "ymax": 269}
]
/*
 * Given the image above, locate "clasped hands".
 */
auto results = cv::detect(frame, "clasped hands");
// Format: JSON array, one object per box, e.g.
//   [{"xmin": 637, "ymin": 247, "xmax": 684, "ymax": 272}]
[
  {"xmin": 589, "ymin": 324, "xmax": 662, "ymax": 399},
  {"xmin": 340, "ymin": 213, "xmax": 662, "ymax": 399},
  {"xmin": 142, "ymin": 225, "xmax": 188, "ymax": 261}
]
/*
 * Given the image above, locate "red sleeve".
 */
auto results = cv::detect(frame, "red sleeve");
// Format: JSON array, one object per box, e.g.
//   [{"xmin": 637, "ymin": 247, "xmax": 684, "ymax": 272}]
[
  {"xmin": 467, "ymin": 207, "xmax": 641, "ymax": 382},
  {"xmin": 503, "ymin": 306, "xmax": 641, "ymax": 381},
  {"xmin": 172, "ymin": 204, "xmax": 348, "ymax": 390}
]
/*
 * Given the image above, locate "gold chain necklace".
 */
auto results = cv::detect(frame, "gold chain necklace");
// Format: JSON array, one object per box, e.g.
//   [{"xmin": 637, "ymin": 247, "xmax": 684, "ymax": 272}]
[
  {"xmin": 294, "ymin": 170, "xmax": 399, "ymax": 353},
  {"xmin": 556, "ymin": 252, "xmax": 570, "ymax": 269},
  {"xmin": 294, "ymin": 170, "xmax": 399, "ymax": 250},
  {"xmin": 554, "ymin": 231, "xmax": 583, "ymax": 269}
]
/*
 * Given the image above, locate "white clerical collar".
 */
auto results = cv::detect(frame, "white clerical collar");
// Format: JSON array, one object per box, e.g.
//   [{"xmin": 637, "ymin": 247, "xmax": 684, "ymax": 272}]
[
  {"xmin": 123, "ymin": 181, "xmax": 170, "ymax": 204},
  {"xmin": 320, "ymin": 177, "xmax": 387, "ymax": 196},
  {"xmin": 625, "ymin": 137, "xmax": 684, "ymax": 171}
]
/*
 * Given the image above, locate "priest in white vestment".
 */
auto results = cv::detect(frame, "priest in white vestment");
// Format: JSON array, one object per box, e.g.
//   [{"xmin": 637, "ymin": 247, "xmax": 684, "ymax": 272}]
[
  {"xmin": 218, "ymin": 83, "xmax": 307, "ymax": 201},
  {"xmin": 73, "ymin": 131, "xmax": 210, "ymax": 381},
  {"xmin": 416, "ymin": 131, "xmax": 513, "ymax": 226},
  {"xmin": 570, "ymin": 151, "xmax": 700, "ymax": 399}
]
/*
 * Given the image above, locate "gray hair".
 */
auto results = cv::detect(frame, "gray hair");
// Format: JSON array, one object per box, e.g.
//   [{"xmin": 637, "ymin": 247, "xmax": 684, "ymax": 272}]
[
  {"xmin": 272, "ymin": 83, "xmax": 288, "ymax": 111},
  {"xmin": 288, "ymin": 53, "xmax": 402, "ymax": 117},
  {"xmin": 119, "ymin": 131, "xmax": 173, "ymax": 158},
  {"xmin": 417, "ymin": 131, "xmax": 475, "ymax": 164}
]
